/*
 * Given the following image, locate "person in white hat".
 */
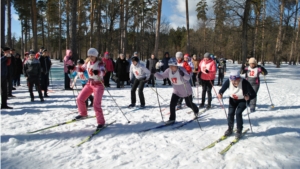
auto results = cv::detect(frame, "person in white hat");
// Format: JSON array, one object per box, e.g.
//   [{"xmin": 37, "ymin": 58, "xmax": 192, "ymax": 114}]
[
  {"xmin": 241, "ymin": 57, "xmax": 268, "ymax": 112},
  {"xmin": 154, "ymin": 58, "xmax": 199, "ymax": 125},
  {"xmin": 217, "ymin": 70, "xmax": 256, "ymax": 139},
  {"xmin": 74, "ymin": 48, "xmax": 107, "ymax": 130}
]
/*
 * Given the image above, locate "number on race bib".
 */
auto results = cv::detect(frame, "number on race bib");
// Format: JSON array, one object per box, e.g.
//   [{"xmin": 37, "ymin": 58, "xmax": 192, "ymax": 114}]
[{"xmin": 171, "ymin": 78, "xmax": 177, "ymax": 84}]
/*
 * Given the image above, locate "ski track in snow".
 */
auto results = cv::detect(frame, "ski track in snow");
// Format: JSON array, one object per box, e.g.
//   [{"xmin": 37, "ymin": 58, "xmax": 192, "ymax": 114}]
[{"xmin": 1, "ymin": 60, "xmax": 300, "ymax": 169}]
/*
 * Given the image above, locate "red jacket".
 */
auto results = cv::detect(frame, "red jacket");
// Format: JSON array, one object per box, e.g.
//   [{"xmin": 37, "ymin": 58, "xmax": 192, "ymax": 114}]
[
  {"xmin": 177, "ymin": 59, "xmax": 192, "ymax": 74},
  {"xmin": 102, "ymin": 57, "xmax": 114, "ymax": 72},
  {"xmin": 198, "ymin": 59, "xmax": 216, "ymax": 80}
]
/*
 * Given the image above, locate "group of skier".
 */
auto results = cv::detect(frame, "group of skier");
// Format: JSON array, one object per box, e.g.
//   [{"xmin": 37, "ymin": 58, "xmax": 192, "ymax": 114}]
[{"xmin": 2, "ymin": 45, "xmax": 269, "ymax": 137}]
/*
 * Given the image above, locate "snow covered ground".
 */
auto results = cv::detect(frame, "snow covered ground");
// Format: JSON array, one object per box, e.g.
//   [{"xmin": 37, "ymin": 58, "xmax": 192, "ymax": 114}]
[{"xmin": 1, "ymin": 60, "xmax": 300, "ymax": 169}]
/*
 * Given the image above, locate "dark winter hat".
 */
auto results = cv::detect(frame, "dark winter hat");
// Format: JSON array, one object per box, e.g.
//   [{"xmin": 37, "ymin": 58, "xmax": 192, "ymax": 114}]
[
  {"xmin": 164, "ymin": 52, "xmax": 169, "ymax": 56},
  {"xmin": 77, "ymin": 59, "xmax": 84, "ymax": 64},
  {"xmin": 131, "ymin": 56, "xmax": 139, "ymax": 62},
  {"xmin": 40, "ymin": 46, "xmax": 44, "ymax": 49},
  {"xmin": 29, "ymin": 51, "xmax": 36, "ymax": 55},
  {"xmin": 168, "ymin": 58, "xmax": 177, "ymax": 66},
  {"xmin": 229, "ymin": 70, "xmax": 241, "ymax": 80},
  {"xmin": 204, "ymin": 52, "xmax": 210, "ymax": 58},
  {"xmin": 2, "ymin": 47, "xmax": 10, "ymax": 51}
]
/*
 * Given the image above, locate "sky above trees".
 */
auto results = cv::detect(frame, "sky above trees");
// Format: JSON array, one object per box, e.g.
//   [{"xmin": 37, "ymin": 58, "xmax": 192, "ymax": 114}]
[{"xmin": 8, "ymin": 0, "xmax": 216, "ymax": 38}]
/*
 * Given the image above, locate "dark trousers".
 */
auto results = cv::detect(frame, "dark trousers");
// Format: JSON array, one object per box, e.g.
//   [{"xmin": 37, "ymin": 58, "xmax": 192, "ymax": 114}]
[
  {"xmin": 201, "ymin": 80, "xmax": 214, "ymax": 105},
  {"xmin": 250, "ymin": 84, "xmax": 260, "ymax": 110},
  {"xmin": 104, "ymin": 71, "xmax": 111, "ymax": 87},
  {"xmin": 13, "ymin": 74, "xmax": 21, "ymax": 86},
  {"xmin": 170, "ymin": 93, "xmax": 198, "ymax": 120},
  {"xmin": 148, "ymin": 74, "xmax": 155, "ymax": 87},
  {"xmin": 27, "ymin": 78, "xmax": 43, "ymax": 101},
  {"xmin": 64, "ymin": 73, "xmax": 70, "ymax": 89},
  {"xmin": 218, "ymin": 72, "xmax": 224, "ymax": 85},
  {"xmin": 192, "ymin": 73, "xmax": 197, "ymax": 86},
  {"xmin": 1, "ymin": 77, "xmax": 8, "ymax": 107},
  {"xmin": 163, "ymin": 78, "xmax": 171, "ymax": 85},
  {"xmin": 228, "ymin": 98, "xmax": 247, "ymax": 131},
  {"xmin": 116, "ymin": 78, "xmax": 124, "ymax": 88},
  {"xmin": 41, "ymin": 73, "xmax": 49, "ymax": 95},
  {"xmin": 7, "ymin": 75, "xmax": 13, "ymax": 95},
  {"xmin": 131, "ymin": 78, "xmax": 146, "ymax": 106}
]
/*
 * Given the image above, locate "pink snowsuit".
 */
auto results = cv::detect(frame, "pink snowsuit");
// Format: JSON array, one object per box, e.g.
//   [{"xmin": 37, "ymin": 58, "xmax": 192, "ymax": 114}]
[
  {"xmin": 63, "ymin": 50, "xmax": 73, "ymax": 73},
  {"xmin": 77, "ymin": 60, "xmax": 106, "ymax": 125}
]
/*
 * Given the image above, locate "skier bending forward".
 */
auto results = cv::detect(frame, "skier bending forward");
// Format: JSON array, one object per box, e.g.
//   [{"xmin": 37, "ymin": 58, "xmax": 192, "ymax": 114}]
[{"xmin": 154, "ymin": 58, "xmax": 199, "ymax": 125}]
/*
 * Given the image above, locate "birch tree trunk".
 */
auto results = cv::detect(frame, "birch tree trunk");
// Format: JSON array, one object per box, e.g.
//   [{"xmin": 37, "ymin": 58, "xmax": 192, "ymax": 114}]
[{"xmin": 154, "ymin": 0, "xmax": 162, "ymax": 58}]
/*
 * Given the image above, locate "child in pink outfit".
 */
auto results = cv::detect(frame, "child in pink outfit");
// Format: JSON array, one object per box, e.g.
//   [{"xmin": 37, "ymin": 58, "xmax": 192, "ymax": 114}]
[{"xmin": 75, "ymin": 48, "xmax": 106, "ymax": 129}]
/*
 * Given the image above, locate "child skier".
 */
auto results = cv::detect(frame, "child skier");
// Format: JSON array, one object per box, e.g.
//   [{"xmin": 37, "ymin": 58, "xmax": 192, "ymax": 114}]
[
  {"xmin": 69, "ymin": 59, "xmax": 94, "ymax": 107},
  {"xmin": 154, "ymin": 58, "xmax": 199, "ymax": 125},
  {"xmin": 217, "ymin": 70, "xmax": 256, "ymax": 138},
  {"xmin": 241, "ymin": 58, "xmax": 268, "ymax": 112},
  {"xmin": 74, "ymin": 48, "xmax": 106, "ymax": 130},
  {"xmin": 23, "ymin": 51, "xmax": 44, "ymax": 102},
  {"xmin": 128, "ymin": 56, "xmax": 151, "ymax": 108}
]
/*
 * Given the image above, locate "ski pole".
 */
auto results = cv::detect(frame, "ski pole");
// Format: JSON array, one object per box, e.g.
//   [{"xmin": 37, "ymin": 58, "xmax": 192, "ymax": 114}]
[
  {"xmin": 196, "ymin": 75, "xmax": 200, "ymax": 105},
  {"xmin": 149, "ymin": 86, "xmax": 165, "ymax": 101},
  {"xmin": 49, "ymin": 69, "xmax": 53, "ymax": 89},
  {"xmin": 263, "ymin": 75, "xmax": 274, "ymax": 108},
  {"xmin": 246, "ymin": 101, "xmax": 253, "ymax": 133},
  {"xmin": 154, "ymin": 78, "xmax": 164, "ymax": 122},
  {"xmin": 221, "ymin": 98, "xmax": 228, "ymax": 119},
  {"xmin": 180, "ymin": 72, "xmax": 202, "ymax": 131},
  {"xmin": 209, "ymin": 80, "xmax": 228, "ymax": 118},
  {"xmin": 71, "ymin": 77, "xmax": 78, "ymax": 109},
  {"xmin": 99, "ymin": 78, "xmax": 131, "ymax": 123}
]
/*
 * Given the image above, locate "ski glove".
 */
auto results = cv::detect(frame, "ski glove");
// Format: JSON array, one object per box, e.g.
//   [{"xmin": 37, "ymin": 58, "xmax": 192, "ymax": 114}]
[
  {"xmin": 205, "ymin": 69, "xmax": 209, "ymax": 73},
  {"xmin": 93, "ymin": 69, "xmax": 99, "ymax": 75},
  {"xmin": 179, "ymin": 69, "xmax": 185, "ymax": 76}
]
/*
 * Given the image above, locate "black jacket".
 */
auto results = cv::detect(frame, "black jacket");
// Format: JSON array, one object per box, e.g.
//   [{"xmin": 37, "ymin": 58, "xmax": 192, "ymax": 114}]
[
  {"xmin": 39, "ymin": 56, "xmax": 52, "ymax": 74},
  {"xmin": 219, "ymin": 79, "xmax": 256, "ymax": 102},
  {"xmin": 15, "ymin": 57, "xmax": 23, "ymax": 75},
  {"xmin": 23, "ymin": 58, "xmax": 41, "ymax": 79},
  {"xmin": 146, "ymin": 58, "xmax": 158, "ymax": 73},
  {"xmin": 115, "ymin": 58, "xmax": 129, "ymax": 81}
]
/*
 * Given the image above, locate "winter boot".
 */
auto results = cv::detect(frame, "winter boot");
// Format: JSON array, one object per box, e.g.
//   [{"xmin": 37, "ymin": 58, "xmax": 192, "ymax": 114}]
[
  {"xmin": 250, "ymin": 108, "xmax": 255, "ymax": 113},
  {"xmin": 74, "ymin": 115, "xmax": 88, "ymax": 120},
  {"xmin": 224, "ymin": 127, "xmax": 233, "ymax": 136},
  {"xmin": 128, "ymin": 104, "xmax": 136, "ymax": 108},
  {"xmin": 199, "ymin": 103, "xmax": 205, "ymax": 108},
  {"xmin": 96, "ymin": 124, "xmax": 104, "ymax": 130},
  {"xmin": 206, "ymin": 104, "xmax": 211, "ymax": 109},
  {"xmin": 165, "ymin": 120, "xmax": 175, "ymax": 125},
  {"xmin": 235, "ymin": 129, "xmax": 242, "ymax": 139},
  {"xmin": 139, "ymin": 105, "xmax": 146, "ymax": 109}
]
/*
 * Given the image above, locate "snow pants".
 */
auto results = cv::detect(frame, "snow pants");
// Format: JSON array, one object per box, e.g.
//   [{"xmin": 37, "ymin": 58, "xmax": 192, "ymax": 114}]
[
  {"xmin": 228, "ymin": 98, "xmax": 247, "ymax": 131},
  {"xmin": 131, "ymin": 78, "xmax": 146, "ymax": 106},
  {"xmin": 201, "ymin": 80, "xmax": 214, "ymax": 105},
  {"xmin": 27, "ymin": 77, "xmax": 43, "ymax": 101},
  {"xmin": 170, "ymin": 93, "xmax": 198, "ymax": 121},
  {"xmin": 77, "ymin": 82, "xmax": 105, "ymax": 125}
]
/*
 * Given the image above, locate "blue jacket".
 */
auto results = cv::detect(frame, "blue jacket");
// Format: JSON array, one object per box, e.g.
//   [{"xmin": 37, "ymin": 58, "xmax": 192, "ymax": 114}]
[
  {"xmin": 68, "ymin": 70, "xmax": 89, "ymax": 85},
  {"xmin": 1, "ymin": 56, "xmax": 8, "ymax": 77}
]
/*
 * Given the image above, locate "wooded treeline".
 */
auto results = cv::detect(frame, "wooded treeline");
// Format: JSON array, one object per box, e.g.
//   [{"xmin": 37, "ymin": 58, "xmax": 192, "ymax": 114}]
[{"xmin": 2, "ymin": 0, "xmax": 300, "ymax": 67}]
